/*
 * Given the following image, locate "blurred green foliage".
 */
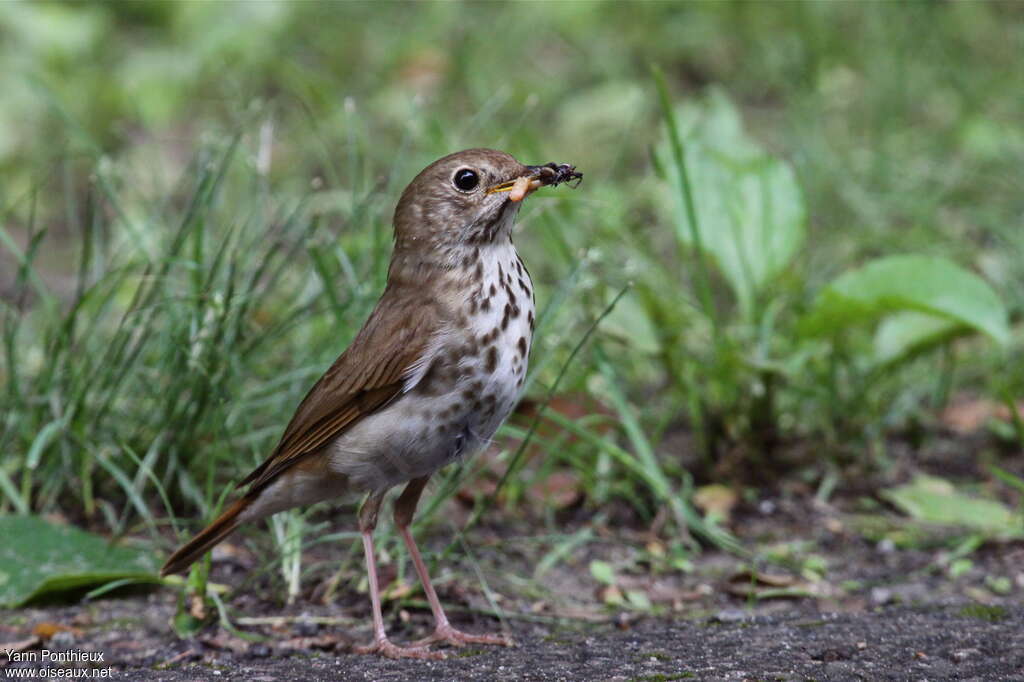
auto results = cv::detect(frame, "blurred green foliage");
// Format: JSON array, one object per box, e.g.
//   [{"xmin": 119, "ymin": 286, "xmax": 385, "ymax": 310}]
[{"xmin": 1, "ymin": 1, "xmax": 1022, "ymax": 573}]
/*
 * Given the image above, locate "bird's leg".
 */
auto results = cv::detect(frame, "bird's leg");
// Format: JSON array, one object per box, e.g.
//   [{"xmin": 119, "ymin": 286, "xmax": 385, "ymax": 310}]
[
  {"xmin": 394, "ymin": 475, "xmax": 513, "ymax": 649},
  {"xmin": 353, "ymin": 490, "xmax": 442, "ymax": 660}
]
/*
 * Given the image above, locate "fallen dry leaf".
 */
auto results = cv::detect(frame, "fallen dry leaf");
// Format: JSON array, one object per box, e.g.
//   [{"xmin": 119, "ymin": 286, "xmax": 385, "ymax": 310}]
[
  {"xmin": 728, "ymin": 569, "xmax": 798, "ymax": 587},
  {"xmin": 693, "ymin": 484, "xmax": 739, "ymax": 520},
  {"xmin": 189, "ymin": 594, "xmax": 207, "ymax": 620},
  {"xmin": 159, "ymin": 648, "xmax": 201, "ymax": 668},
  {"xmin": 725, "ymin": 569, "xmax": 820, "ymax": 599},
  {"xmin": 32, "ymin": 623, "xmax": 82, "ymax": 640},
  {"xmin": 199, "ymin": 631, "xmax": 251, "ymax": 655},
  {"xmin": 942, "ymin": 397, "xmax": 1024, "ymax": 434},
  {"xmin": 382, "ymin": 581, "xmax": 414, "ymax": 601},
  {"xmin": 598, "ymin": 584, "xmax": 624, "ymax": 605},
  {"xmin": 211, "ymin": 542, "xmax": 256, "ymax": 569}
]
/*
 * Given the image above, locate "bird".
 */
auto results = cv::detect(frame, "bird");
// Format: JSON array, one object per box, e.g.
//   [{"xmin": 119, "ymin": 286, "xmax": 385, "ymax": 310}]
[{"xmin": 160, "ymin": 149, "xmax": 582, "ymax": 659}]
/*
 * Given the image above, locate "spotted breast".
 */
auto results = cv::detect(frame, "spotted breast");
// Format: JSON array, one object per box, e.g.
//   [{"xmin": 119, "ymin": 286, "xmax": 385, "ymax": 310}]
[{"xmin": 320, "ymin": 235, "xmax": 535, "ymax": 494}]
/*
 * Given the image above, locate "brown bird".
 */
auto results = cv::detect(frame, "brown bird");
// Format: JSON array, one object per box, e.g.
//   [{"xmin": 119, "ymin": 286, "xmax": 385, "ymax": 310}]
[{"xmin": 161, "ymin": 149, "xmax": 582, "ymax": 659}]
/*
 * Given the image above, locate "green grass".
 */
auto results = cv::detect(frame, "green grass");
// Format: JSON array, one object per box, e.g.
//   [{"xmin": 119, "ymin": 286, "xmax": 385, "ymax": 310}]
[{"xmin": 1, "ymin": 1, "xmax": 1022, "ymax": 596}]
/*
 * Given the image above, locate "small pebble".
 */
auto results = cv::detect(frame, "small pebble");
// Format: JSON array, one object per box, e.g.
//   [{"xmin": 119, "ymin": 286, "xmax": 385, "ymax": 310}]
[
  {"xmin": 712, "ymin": 609, "xmax": 751, "ymax": 623},
  {"xmin": 49, "ymin": 631, "xmax": 76, "ymax": 650},
  {"xmin": 294, "ymin": 619, "xmax": 319, "ymax": 637},
  {"xmin": 951, "ymin": 648, "xmax": 981, "ymax": 663},
  {"xmin": 248, "ymin": 644, "xmax": 271, "ymax": 659},
  {"xmin": 870, "ymin": 587, "xmax": 893, "ymax": 605}
]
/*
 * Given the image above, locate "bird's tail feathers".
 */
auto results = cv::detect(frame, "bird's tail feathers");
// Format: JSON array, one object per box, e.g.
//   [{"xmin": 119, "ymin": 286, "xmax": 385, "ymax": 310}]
[{"xmin": 160, "ymin": 497, "xmax": 252, "ymax": 577}]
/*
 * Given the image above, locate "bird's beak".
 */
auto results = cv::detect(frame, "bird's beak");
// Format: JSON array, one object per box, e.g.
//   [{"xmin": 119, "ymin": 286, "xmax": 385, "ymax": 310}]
[{"xmin": 486, "ymin": 165, "xmax": 549, "ymax": 203}]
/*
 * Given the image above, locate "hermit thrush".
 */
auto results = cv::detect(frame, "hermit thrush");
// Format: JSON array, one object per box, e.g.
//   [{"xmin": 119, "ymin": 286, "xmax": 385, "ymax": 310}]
[{"xmin": 161, "ymin": 149, "xmax": 581, "ymax": 659}]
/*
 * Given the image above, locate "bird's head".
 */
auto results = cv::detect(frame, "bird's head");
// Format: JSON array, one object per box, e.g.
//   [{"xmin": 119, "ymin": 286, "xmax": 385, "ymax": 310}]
[{"xmin": 392, "ymin": 148, "xmax": 580, "ymax": 256}]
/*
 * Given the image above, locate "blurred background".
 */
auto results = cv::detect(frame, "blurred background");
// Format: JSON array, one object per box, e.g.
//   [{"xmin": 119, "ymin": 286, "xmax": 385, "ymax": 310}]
[{"xmin": 1, "ymin": 1, "xmax": 1022, "ymax": 623}]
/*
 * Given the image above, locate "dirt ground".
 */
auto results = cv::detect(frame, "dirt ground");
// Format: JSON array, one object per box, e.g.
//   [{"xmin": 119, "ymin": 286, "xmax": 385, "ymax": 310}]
[
  {"xmin": 3, "ymin": 433, "xmax": 1022, "ymax": 680},
  {"xmin": 2, "ymin": 599, "xmax": 1021, "ymax": 681},
  {"xmin": 2, "ymin": 512, "xmax": 1022, "ymax": 680}
]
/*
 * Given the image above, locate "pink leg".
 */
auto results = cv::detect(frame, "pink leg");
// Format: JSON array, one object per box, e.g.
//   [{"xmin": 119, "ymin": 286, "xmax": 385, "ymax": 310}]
[
  {"xmin": 353, "ymin": 491, "xmax": 442, "ymax": 660},
  {"xmin": 394, "ymin": 476, "xmax": 513, "ymax": 649}
]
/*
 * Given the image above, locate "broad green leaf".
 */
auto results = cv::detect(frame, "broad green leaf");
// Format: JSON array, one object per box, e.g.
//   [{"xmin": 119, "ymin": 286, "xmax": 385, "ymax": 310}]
[
  {"xmin": 801, "ymin": 255, "xmax": 1010, "ymax": 345},
  {"xmin": 0, "ymin": 515, "xmax": 158, "ymax": 607},
  {"xmin": 880, "ymin": 475, "xmax": 1022, "ymax": 537},
  {"xmin": 625, "ymin": 589, "xmax": 653, "ymax": 611},
  {"xmin": 671, "ymin": 89, "xmax": 763, "ymax": 161},
  {"xmin": 874, "ymin": 311, "xmax": 962, "ymax": 365},
  {"xmin": 589, "ymin": 559, "xmax": 616, "ymax": 586},
  {"xmin": 657, "ymin": 90, "xmax": 806, "ymax": 317}
]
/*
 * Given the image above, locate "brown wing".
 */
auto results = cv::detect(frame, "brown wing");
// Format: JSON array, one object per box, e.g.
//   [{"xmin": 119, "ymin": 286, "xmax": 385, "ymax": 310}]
[{"xmin": 237, "ymin": 286, "xmax": 439, "ymax": 494}]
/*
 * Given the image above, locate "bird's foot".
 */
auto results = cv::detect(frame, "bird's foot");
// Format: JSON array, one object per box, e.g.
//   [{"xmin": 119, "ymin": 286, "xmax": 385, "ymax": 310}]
[
  {"xmin": 413, "ymin": 623, "xmax": 513, "ymax": 649},
  {"xmin": 354, "ymin": 637, "xmax": 445, "ymax": 660}
]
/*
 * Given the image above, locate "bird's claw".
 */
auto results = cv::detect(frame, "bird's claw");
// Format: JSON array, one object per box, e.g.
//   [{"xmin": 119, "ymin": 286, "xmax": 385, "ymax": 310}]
[
  {"xmin": 354, "ymin": 637, "xmax": 446, "ymax": 660},
  {"xmin": 412, "ymin": 623, "xmax": 514, "ymax": 649}
]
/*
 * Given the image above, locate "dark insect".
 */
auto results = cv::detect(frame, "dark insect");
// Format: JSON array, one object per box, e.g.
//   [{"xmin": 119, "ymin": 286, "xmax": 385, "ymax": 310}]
[{"xmin": 535, "ymin": 162, "xmax": 583, "ymax": 189}]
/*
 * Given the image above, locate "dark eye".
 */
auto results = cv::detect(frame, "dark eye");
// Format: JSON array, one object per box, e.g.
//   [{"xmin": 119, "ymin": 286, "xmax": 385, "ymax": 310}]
[{"xmin": 452, "ymin": 168, "xmax": 480, "ymax": 192}]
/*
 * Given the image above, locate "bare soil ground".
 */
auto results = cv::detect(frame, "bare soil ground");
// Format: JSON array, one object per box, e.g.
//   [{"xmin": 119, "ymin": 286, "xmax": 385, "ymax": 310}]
[
  {"xmin": 2, "ymin": 597, "xmax": 1021, "ymax": 680},
  {"xmin": 2, "ymin": 514, "xmax": 1021, "ymax": 680},
  {"xmin": 2, "ymin": 432, "xmax": 1022, "ymax": 680}
]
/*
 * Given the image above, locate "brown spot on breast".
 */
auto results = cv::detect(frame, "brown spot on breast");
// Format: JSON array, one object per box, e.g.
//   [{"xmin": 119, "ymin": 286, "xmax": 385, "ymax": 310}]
[
  {"xmin": 518, "ymin": 277, "xmax": 530, "ymax": 295},
  {"xmin": 489, "ymin": 283, "xmax": 497, "ymax": 296},
  {"xmin": 485, "ymin": 346, "xmax": 498, "ymax": 373},
  {"xmin": 417, "ymin": 358, "xmax": 445, "ymax": 396},
  {"xmin": 528, "ymin": 310, "xmax": 535, "ymax": 331},
  {"xmin": 479, "ymin": 327, "xmax": 500, "ymax": 346},
  {"xmin": 517, "ymin": 336, "xmax": 527, "ymax": 357},
  {"xmin": 501, "ymin": 303, "xmax": 511, "ymax": 330},
  {"xmin": 474, "ymin": 261, "xmax": 484, "ymax": 280},
  {"xmin": 481, "ymin": 297, "xmax": 491, "ymax": 312},
  {"xmin": 445, "ymin": 364, "xmax": 463, "ymax": 383}
]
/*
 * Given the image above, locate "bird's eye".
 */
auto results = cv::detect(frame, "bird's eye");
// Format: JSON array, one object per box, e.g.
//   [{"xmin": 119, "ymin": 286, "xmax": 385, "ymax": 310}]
[{"xmin": 452, "ymin": 168, "xmax": 480, "ymax": 192}]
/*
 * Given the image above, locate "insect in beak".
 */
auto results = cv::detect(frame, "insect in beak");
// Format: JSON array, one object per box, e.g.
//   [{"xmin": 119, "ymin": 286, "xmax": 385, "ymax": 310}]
[{"xmin": 487, "ymin": 163, "xmax": 583, "ymax": 202}]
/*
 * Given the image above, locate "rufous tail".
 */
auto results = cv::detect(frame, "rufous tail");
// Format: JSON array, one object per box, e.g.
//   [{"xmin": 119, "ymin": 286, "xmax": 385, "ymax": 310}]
[{"xmin": 160, "ymin": 497, "xmax": 252, "ymax": 577}]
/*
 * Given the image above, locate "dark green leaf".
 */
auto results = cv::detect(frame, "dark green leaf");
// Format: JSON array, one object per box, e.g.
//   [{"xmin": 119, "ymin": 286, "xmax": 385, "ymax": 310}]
[{"xmin": 0, "ymin": 515, "xmax": 158, "ymax": 607}]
